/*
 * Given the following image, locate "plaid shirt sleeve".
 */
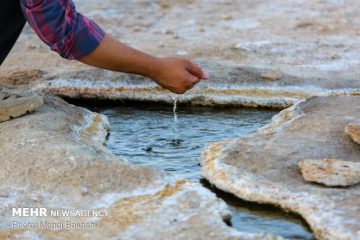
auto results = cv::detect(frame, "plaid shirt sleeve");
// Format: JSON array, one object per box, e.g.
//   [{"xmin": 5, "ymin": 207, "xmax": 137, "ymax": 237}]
[{"xmin": 20, "ymin": 0, "xmax": 105, "ymax": 60}]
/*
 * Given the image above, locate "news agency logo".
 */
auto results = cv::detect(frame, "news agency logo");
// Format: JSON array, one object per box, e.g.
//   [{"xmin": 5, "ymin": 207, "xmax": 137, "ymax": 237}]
[
  {"xmin": 11, "ymin": 208, "xmax": 109, "ymax": 217},
  {"xmin": 12, "ymin": 208, "xmax": 47, "ymax": 217},
  {"xmin": 11, "ymin": 208, "xmax": 109, "ymax": 230}
]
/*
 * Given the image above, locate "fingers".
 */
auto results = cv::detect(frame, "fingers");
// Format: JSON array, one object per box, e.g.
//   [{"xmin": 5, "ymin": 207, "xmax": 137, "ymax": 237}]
[
  {"xmin": 188, "ymin": 72, "xmax": 200, "ymax": 83},
  {"xmin": 160, "ymin": 57, "xmax": 210, "ymax": 94},
  {"xmin": 182, "ymin": 73, "xmax": 199, "ymax": 92},
  {"xmin": 186, "ymin": 62, "xmax": 209, "ymax": 79},
  {"xmin": 170, "ymin": 72, "xmax": 199, "ymax": 94}
]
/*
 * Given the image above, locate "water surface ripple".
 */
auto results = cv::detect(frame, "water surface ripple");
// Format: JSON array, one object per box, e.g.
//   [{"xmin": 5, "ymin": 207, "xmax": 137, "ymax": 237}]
[{"xmin": 85, "ymin": 103, "xmax": 314, "ymax": 240}]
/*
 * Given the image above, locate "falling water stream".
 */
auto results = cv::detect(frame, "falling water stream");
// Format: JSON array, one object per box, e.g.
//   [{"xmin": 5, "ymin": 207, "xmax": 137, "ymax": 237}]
[
  {"xmin": 75, "ymin": 100, "xmax": 315, "ymax": 240},
  {"xmin": 172, "ymin": 96, "xmax": 179, "ymax": 145}
]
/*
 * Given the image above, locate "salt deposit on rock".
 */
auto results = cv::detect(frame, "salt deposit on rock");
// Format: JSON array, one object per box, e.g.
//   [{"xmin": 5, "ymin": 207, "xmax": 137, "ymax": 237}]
[
  {"xmin": 0, "ymin": 95, "xmax": 281, "ymax": 240},
  {"xmin": 299, "ymin": 159, "xmax": 360, "ymax": 187},
  {"xmin": 201, "ymin": 96, "xmax": 360, "ymax": 240},
  {"xmin": 345, "ymin": 122, "xmax": 360, "ymax": 145}
]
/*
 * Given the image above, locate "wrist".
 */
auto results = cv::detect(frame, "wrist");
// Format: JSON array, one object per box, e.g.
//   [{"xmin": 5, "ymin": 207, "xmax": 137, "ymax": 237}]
[{"xmin": 141, "ymin": 56, "xmax": 163, "ymax": 80}]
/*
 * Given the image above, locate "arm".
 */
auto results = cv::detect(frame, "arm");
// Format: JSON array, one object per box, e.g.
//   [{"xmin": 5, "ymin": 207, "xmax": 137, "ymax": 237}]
[
  {"xmin": 79, "ymin": 34, "xmax": 208, "ymax": 94},
  {"xmin": 20, "ymin": 0, "xmax": 208, "ymax": 94}
]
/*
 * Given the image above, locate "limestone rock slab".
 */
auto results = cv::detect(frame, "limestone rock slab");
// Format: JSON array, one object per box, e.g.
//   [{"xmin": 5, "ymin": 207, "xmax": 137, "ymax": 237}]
[
  {"xmin": 201, "ymin": 96, "xmax": 360, "ymax": 240},
  {"xmin": 0, "ymin": 95, "xmax": 280, "ymax": 240},
  {"xmin": 299, "ymin": 159, "xmax": 360, "ymax": 187}
]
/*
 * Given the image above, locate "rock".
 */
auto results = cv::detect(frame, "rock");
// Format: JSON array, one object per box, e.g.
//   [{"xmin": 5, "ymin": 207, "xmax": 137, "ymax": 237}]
[
  {"xmin": 0, "ymin": 69, "xmax": 44, "ymax": 86},
  {"xmin": 197, "ymin": 26, "xmax": 205, "ymax": 32},
  {"xmin": 159, "ymin": 0, "xmax": 170, "ymax": 9},
  {"xmin": 345, "ymin": 122, "xmax": 360, "ymax": 145},
  {"xmin": 260, "ymin": 70, "xmax": 282, "ymax": 81},
  {"xmin": 0, "ymin": 95, "xmax": 281, "ymax": 240},
  {"xmin": 201, "ymin": 96, "xmax": 360, "ymax": 240},
  {"xmin": 0, "ymin": 87, "xmax": 44, "ymax": 123},
  {"xmin": 132, "ymin": 26, "xmax": 141, "ymax": 32},
  {"xmin": 294, "ymin": 20, "xmax": 316, "ymax": 29},
  {"xmin": 163, "ymin": 29, "xmax": 174, "ymax": 35},
  {"xmin": 222, "ymin": 15, "xmax": 232, "ymax": 20},
  {"xmin": 299, "ymin": 159, "xmax": 360, "ymax": 187}
]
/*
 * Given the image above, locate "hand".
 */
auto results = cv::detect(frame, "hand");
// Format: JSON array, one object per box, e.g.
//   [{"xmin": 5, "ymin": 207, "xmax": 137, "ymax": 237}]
[{"xmin": 150, "ymin": 57, "xmax": 209, "ymax": 94}]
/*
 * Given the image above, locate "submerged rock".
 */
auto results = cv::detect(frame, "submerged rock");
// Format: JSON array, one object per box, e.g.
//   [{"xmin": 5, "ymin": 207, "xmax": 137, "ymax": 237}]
[
  {"xmin": 0, "ymin": 95, "xmax": 281, "ymax": 239},
  {"xmin": 201, "ymin": 96, "xmax": 360, "ymax": 240},
  {"xmin": 299, "ymin": 159, "xmax": 360, "ymax": 187}
]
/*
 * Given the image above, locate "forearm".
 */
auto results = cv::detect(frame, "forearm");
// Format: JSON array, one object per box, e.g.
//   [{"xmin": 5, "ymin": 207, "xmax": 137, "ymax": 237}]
[{"xmin": 79, "ymin": 34, "xmax": 160, "ymax": 79}]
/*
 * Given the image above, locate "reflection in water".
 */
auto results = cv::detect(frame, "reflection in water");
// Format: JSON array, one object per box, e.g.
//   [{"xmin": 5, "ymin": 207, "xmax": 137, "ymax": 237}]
[{"xmin": 79, "ymin": 101, "xmax": 314, "ymax": 240}]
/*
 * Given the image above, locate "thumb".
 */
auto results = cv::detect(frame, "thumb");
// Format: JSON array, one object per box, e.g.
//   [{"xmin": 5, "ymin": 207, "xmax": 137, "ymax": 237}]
[{"xmin": 186, "ymin": 62, "xmax": 209, "ymax": 79}]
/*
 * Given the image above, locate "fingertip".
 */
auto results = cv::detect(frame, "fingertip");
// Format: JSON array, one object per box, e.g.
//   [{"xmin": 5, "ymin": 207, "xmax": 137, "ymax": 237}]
[
  {"xmin": 202, "ymin": 71, "xmax": 209, "ymax": 79},
  {"xmin": 194, "ymin": 64, "xmax": 209, "ymax": 79},
  {"xmin": 187, "ymin": 63, "xmax": 204, "ymax": 79}
]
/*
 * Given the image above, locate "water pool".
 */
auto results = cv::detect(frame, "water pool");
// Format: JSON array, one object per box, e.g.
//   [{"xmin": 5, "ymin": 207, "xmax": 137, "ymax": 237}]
[{"xmin": 81, "ymin": 101, "xmax": 314, "ymax": 240}]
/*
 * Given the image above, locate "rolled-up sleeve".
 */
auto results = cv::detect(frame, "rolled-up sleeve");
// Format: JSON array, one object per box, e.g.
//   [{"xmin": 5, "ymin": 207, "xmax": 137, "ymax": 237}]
[{"xmin": 20, "ymin": 0, "xmax": 105, "ymax": 60}]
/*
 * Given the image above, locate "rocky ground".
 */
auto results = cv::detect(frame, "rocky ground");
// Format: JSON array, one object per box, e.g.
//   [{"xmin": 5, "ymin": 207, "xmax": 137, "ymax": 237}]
[
  {"xmin": 201, "ymin": 96, "xmax": 360, "ymax": 240},
  {"xmin": 0, "ymin": 95, "xmax": 282, "ymax": 240},
  {"xmin": 3, "ymin": 0, "xmax": 360, "ymax": 107},
  {"xmin": 1, "ymin": 0, "xmax": 360, "ymax": 239}
]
